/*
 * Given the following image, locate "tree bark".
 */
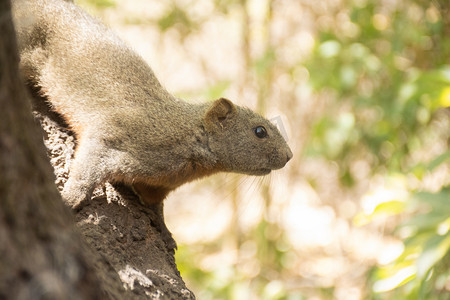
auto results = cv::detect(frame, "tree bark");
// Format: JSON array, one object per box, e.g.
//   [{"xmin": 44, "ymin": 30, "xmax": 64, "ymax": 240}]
[{"xmin": 0, "ymin": 0, "xmax": 194, "ymax": 299}]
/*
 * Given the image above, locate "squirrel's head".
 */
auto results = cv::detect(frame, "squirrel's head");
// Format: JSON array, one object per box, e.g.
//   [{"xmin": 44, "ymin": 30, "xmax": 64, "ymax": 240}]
[{"xmin": 203, "ymin": 98, "xmax": 293, "ymax": 176}]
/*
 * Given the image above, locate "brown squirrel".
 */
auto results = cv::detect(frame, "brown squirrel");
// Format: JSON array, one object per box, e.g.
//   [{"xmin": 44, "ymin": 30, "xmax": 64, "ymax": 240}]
[{"xmin": 12, "ymin": 0, "xmax": 292, "ymax": 247}]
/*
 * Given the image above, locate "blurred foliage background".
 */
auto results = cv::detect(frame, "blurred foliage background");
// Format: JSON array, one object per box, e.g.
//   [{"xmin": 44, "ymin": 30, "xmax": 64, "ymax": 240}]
[{"xmin": 78, "ymin": 0, "xmax": 450, "ymax": 299}]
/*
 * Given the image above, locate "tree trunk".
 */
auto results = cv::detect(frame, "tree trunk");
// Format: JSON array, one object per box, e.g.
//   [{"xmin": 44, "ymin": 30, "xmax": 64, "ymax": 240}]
[{"xmin": 0, "ymin": 0, "xmax": 194, "ymax": 298}]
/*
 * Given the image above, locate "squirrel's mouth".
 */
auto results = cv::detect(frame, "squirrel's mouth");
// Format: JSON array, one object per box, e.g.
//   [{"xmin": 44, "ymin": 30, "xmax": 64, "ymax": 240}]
[{"xmin": 250, "ymin": 168, "xmax": 272, "ymax": 176}]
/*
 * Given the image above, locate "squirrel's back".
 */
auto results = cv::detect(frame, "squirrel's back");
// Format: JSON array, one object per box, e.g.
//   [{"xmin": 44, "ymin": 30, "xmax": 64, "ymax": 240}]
[{"xmin": 13, "ymin": 0, "xmax": 183, "ymax": 134}]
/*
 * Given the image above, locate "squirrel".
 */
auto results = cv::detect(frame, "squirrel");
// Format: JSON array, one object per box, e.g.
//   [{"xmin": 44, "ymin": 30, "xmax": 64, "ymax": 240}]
[{"xmin": 12, "ymin": 0, "xmax": 292, "ymax": 248}]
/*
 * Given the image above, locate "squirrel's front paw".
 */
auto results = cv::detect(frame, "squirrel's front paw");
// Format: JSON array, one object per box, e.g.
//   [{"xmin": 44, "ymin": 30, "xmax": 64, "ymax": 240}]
[{"xmin": 61, "ymin": 179, "xmax": 91, "ymax": 211}]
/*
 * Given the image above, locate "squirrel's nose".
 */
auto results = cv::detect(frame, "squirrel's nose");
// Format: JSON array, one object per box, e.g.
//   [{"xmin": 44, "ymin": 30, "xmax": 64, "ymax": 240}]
[{"xmin": 286, "ymin": 148, "xmax": 293, "ymax": 163}]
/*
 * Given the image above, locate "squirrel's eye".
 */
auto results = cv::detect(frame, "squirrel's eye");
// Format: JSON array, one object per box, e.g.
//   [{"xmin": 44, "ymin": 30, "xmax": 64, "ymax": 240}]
[{"xmin": 254, "ymin": 126, "xmax": 267, "ymax": 138}]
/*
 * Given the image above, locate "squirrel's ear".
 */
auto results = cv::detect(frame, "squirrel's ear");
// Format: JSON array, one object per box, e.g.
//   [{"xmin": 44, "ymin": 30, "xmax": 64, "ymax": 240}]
[{"xmin": 204, "ymin": 98, "xmax": 238, "ymax": 131}]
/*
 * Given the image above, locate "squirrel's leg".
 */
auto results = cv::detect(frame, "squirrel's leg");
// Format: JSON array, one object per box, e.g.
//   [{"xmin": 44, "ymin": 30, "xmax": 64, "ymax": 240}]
[
  {"xmin": 133, "ymin": 183, "xmax": 177, "ymax": 252},
  {"xmin": 62, "ymin": 138, "xmax": 108, "ymax": 210}
]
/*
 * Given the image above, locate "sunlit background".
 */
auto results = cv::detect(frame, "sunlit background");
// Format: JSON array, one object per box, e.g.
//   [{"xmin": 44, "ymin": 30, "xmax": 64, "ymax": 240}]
[{"xmin": 78, "ymin": 0, "xmax": 450, "ymax": 299}]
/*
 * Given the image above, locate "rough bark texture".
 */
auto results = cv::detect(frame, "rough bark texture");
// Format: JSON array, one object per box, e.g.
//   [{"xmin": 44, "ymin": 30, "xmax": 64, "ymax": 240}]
[
  {"xmin": 0, "ymin": 0, "xmax": 195, "ymax": 298},
  {"xmin": 0, "ymin": 1, "xmax": 108, "ymax": 299}
]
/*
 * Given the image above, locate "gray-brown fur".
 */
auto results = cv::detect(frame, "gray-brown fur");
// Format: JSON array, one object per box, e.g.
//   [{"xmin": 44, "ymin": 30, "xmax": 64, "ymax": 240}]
[{"xmin": 12, "ymin": 0, "xmax": 292, "ymax": 209}]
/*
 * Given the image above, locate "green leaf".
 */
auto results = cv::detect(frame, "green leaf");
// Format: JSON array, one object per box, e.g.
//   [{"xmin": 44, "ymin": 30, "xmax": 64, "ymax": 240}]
[
  {"xmin": 402, "ymin": 212, "xmax": 449, "ymax": 232},
  {"xmin": 354, "ymin": 200, "xmax": 406, "ymax": 226},
  {"xmin": 412, "ymin": 190, "xmax": 450, "ymax": 212},
  {"xmin": 318, "ymin": 40, "xmax": 341, "ymax": 58},
  {"xmin": 78, "ymin": 0, "xmax": 116, "ymax": 9},
  {"xmin": 373, "ymin": 200, "xmax": 406, "ymax": 215},
  {"xmin": 204, "ymin": 81, "xmax": 231, "ymax": 100},
  {"xmin": 416, "ymin": 234, "xmax": 450, "ymax": 278},
  {"xmin": 427, "ymin": 151, "xmax": 450, "ymax": 171},
  {"xmin": 373, "ymin": 265, "xmax": 416, "ymax": 293},
  {"xmin": 157, "ymin": 6, "xmax": 194, "ymax": 33}
]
